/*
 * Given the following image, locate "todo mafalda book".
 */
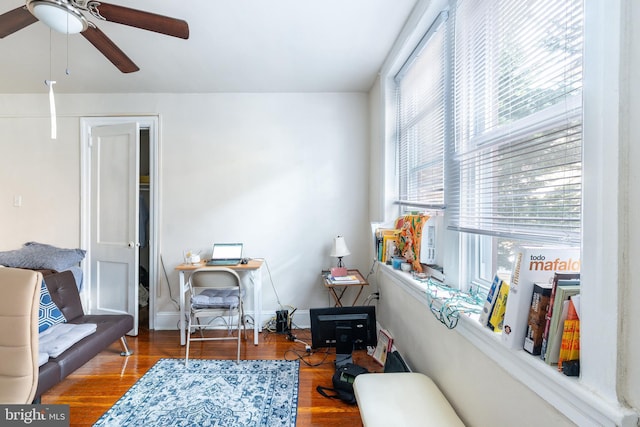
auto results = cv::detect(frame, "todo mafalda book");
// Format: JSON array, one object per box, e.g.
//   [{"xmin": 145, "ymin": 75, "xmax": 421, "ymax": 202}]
[{"xmin": 500, "ymin": 247, "xmax": 580, "ymax": 350}]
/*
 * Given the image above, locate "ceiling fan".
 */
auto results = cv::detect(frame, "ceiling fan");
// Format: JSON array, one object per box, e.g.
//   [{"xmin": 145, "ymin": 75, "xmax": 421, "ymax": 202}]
[{"xmin": 0, "ymin": 0, "xmax": 189, "ymax": 73}]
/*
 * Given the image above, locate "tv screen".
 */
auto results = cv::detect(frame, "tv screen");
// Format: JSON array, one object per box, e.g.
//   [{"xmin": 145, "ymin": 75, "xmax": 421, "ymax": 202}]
[{"xmin": 309, "ymin": 306, "xmax": 377, "ymax": 351}]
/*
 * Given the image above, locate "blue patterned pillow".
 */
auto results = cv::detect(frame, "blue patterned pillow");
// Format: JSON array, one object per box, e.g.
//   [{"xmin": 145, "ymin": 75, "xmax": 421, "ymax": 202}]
[{"xmin": 39, "ymin": 280, "xmax": 66, "ymax": 333}]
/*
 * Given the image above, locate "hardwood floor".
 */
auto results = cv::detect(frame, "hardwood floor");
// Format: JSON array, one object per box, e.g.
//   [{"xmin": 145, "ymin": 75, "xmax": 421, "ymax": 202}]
[{"xmin": 41, "ymin": 327, "xmax": 382, "ymax": 426}]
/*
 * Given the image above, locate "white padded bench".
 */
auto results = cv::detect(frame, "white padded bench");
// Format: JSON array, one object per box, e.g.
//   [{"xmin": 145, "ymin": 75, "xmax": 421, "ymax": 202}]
[{"xmin": 353, "ymin": 372, "xmax": 465, "ymax": 427}]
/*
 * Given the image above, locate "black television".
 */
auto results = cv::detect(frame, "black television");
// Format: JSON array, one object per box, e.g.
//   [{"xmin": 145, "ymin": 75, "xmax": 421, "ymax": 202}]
[{"xmin": 309, "ymin": 305, "xmax": 377, "ymax": 367}]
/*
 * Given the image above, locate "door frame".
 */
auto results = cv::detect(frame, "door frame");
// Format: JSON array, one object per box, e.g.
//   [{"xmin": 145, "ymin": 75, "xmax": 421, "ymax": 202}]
[{"xmin": 80, "ymin": 116, "xmax": 160, "ymax": 329}]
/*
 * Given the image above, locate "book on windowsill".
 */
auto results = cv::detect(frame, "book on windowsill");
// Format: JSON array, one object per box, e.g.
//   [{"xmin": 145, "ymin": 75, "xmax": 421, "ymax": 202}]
[
  {"xmin": 523, "ymin": 282, "xmax": 553, "ymax": 355},
  {"xmin": 373, "ymin": 329, "xmax": 393, "ymax": 366},
  {"xmin": 543, "ymin": 279, "xmax": 580, "ymax": 365},
  {"xmin": 567, "ymin": 298, "xmax": 580, "ymax": 365},
  {"xmin": 557, "ymin": 296, "xmax": 580, "ymax": 370},
  {"xmin": 540, "ymin": 273, "xmax": 580, "ymax": 362},
  {"xmin": 488, "ymin": 281, "xmax": 509, "ymax": 332},
  {"xmin": 500, "ymin": 246, "xmax": 580, "ymax": 350},
  {"xmin": 374, "ymin": 227, "xmax": 400, "ymax": 263},
  {"xmin": 479, "ymin": 275, "xmax": 503, "ymax": 327}
]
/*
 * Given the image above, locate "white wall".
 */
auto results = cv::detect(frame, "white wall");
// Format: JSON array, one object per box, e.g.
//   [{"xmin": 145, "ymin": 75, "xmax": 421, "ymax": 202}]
[
  {"xmin": 619, "ymin": 0, "xmax": 640, "ymax": 409},
  {"xmin": 0, "ymin": 97, "xmax": 81, "ymax": 249},
  {"xmin": 0, "ymin": 92, "xmax": 373, "ymax": 324}
]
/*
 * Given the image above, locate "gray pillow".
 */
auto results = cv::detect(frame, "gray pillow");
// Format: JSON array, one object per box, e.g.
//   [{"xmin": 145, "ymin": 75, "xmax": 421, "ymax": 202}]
[{"xmin": 0, "ymin": 242, "xmax": 85, "ymax": 271}]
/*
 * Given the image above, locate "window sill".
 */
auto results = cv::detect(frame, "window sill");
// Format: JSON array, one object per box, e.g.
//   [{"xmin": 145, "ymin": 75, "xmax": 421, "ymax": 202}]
[{"xmin": 379, "ymin": 264, "xmax": 637, "ymax": 427}]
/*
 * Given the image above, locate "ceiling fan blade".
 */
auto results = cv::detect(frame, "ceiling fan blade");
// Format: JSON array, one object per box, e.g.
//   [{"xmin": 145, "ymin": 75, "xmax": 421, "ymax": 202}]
[
  {"xmin": 0, "ymin": 6, "xmax": 38, "ymax": 38},
  {"xmin": 87, "ymin": 2, "xmax": 189, "ymax": 39},
  {"xmin": 81, "ymin": 24, "xmax": 139, "ymax": 73}
]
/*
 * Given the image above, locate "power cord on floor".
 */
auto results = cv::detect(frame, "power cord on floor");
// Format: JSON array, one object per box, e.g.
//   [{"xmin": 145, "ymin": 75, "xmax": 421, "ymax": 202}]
[
  {"xmin": 265, "ymin": 327, "xmax": 331, "ymax": 367},
  {"xmin": 251, "ymin": 257, "xmax": 298, "ymax": 331},
  {"xmin": 283, "ymin": 336, "xmax": 333, "ymax": 367},
  {"xmin": 160, "ymin": 254, "xmax": 180, "ymax": 310}
]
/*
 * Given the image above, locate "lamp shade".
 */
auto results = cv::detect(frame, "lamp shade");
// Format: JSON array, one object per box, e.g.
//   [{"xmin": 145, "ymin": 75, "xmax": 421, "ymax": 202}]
[
  {"xmin": 329, "ymin": 236, "xmax": 351, "ymax": 258},
  {"xmin": 27, "ymin": 0, "xmax": 88, "ymax": 34}
]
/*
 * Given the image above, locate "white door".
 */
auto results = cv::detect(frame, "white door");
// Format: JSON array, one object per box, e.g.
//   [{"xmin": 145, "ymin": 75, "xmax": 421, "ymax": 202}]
[{"xmin": 89, "ymin": 122, "xmax": 140, "ymax": 335}]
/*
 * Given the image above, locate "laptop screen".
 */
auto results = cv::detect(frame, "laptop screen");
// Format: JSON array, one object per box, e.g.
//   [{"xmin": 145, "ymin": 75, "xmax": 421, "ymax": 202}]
[{"xmin": 211, "ymin": 243, "xmax": 243, "ymax": 260}]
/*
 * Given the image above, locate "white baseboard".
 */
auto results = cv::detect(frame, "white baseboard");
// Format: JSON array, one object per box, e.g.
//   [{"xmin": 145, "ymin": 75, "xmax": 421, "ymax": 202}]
[{"xmin": 153, "ymin": 309, "xmax": 311, "ymax": 330}]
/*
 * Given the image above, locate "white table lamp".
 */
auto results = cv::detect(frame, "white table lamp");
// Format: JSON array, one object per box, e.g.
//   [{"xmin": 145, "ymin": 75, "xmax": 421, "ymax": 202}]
[{"xmin": 330, "ymin": 236, "xmax": 351, "ymax": 276}]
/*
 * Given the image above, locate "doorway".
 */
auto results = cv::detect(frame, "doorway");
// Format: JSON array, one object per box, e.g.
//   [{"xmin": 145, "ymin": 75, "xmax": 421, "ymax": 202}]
[{"xmin": 80, "ymin": 116, "xmax": 159, "ymax": 333}]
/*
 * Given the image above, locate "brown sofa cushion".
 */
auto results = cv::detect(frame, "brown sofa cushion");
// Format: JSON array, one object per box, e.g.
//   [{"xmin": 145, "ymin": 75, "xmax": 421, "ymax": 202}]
[{"xmin": 43, "ymin": 270, "xmax": 83, "ymax": 321}]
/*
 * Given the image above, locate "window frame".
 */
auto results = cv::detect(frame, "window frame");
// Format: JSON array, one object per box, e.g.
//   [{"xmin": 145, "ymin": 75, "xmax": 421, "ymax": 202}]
[{"xmin": 394, "ymin": 10, "xmax": 449, "ymax": 211}]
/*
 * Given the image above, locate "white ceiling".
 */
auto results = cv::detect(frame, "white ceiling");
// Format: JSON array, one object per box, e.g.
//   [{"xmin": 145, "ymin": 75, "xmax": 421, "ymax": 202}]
[{"xmin": 0, "ymin": 0, "xmax": 418, "ymax": 94}]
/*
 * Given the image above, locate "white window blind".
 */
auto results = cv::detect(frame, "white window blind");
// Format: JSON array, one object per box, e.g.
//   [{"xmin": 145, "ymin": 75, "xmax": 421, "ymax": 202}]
[
  {"xmin": 448, "ymin": 0, "xmax": 583, "ymax": 244},
  {"xmin": 395, "ymin": 12, "xmax": 448, "ymax": 210}
]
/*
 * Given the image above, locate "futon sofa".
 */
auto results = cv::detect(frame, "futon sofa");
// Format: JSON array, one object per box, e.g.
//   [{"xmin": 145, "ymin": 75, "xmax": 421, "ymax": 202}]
[{"xmin": 35, "ymin": 270, "xmax": 134, "ymax": 400}]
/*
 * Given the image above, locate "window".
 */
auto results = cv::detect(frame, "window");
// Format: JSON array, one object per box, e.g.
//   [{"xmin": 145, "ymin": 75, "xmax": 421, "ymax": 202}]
[
  {"xmin": 448, "ymin": 0, "xmax": 583, "ymax": 246},
  {"xmin": 395, "ymin": 12, "xmax": 449, "ymax": 210},
  {"xmin": 393, "ymin": 0, "xmax": 583, "ymax": 289}
]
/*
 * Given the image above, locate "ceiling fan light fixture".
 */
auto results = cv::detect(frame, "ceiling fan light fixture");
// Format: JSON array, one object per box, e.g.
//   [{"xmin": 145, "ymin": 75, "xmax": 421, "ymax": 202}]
[{"xmin": 27, "ymin": 0, "xmax": 88, "ymax": 34}]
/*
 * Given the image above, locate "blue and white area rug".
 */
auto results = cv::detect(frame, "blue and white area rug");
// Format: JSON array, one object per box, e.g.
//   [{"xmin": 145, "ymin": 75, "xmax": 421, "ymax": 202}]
[{"xmin": 94, "ymin": 358, "xmax": 299, "ymax": 427}]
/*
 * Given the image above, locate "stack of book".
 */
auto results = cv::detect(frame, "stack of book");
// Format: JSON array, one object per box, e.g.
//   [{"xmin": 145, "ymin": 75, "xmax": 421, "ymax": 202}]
[
  {"xmin": 327, "ymin": 275, "xmax": 361, "ymax": 285},
  {"xmin": 500, "ymin": 247, "xmax": 580, "ymax": 351},
  {"xmin": 539, "ymin": 273, "xmax": 580, "ymax": 366},
  {"xmin": 373, "ymin": 227, "xmax": 400, "ymax": 263}
]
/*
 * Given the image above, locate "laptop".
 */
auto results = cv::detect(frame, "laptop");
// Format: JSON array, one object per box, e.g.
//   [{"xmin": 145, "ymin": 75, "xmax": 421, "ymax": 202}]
[{"xmin": 206, "ymin": 243, "xmax": 243, "ymax": 266}]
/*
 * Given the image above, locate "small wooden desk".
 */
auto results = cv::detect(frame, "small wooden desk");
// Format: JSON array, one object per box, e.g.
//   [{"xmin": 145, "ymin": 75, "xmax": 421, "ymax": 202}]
[
  {"xmin": 322, "ymin": 269, "xmax": 369, "ymax": 307},
  {"xmin": 176, "ymin": 259, "xmax": 264, "ymax": 346}
]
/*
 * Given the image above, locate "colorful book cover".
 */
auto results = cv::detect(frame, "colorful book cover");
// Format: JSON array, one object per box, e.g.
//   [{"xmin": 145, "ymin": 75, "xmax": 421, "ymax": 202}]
[
  {"xmin": 380, "ymin": 230, "xmax": 400, "ymax": 263},
  {"xmin": 372, "ymin": 226, "xmax": 399, "ymax": 263},
  {"xmin": 488, "ymin": 282, "xmax": 510, "ymax": 332},
  {"xmin": 479, "ymin": 275, "xmax": 502, "ymax": 327},
  {"xmin": 523, "ymin": 282, "xmax": 553, "ymax": 355},
  {"xmin": 568, "ymin": 319, "xmax": 580, "ymax": 362},
  {"xmin": 544, "ymin": 283, "xmax": 580, "ymax": 365},
  {"xmin": 558, "ymin": 298, "xmax": 579, "ymax": 370},
  {"xmin": 540, "ymin": 274, "xmax": 580, "ymax": 361},
  {"xmin": 373, "ymin": 329, "xmax": 394, "ymax": 366},
  {"xmin": 500, "ymin": 247, "xmax": 580, "ymax": 350}
]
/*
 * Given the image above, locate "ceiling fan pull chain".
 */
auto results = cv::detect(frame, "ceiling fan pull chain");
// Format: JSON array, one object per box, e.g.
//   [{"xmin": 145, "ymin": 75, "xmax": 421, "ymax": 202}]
[
  {"xmin": 45, "ymin": 80, "xmax": 57, "ymax": 140},
  {"xmin": 46, "ymin": 28, "xmax": 56, "ymax": 139}
]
